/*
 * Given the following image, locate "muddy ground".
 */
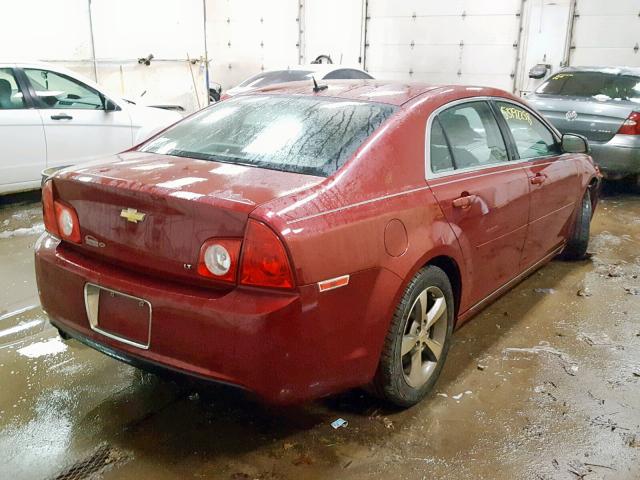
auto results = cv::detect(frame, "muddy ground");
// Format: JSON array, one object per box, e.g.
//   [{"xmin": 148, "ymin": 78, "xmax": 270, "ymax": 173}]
[{"xmin": 0, "ymin": 186, "xmax": 638, "ymax": 480}]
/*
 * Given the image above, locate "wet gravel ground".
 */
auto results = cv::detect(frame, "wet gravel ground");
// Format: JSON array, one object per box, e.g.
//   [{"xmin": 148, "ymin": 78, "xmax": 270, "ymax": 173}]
[{"xmin": 0, "ymin": 185, "xmax": 638, "ymax": 480}]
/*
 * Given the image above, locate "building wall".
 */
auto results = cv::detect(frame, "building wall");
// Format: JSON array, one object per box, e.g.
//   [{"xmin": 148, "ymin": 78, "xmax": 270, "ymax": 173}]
[{"xmin": 1, "ymin": 0, "xmax": 638, "ymax": 113}]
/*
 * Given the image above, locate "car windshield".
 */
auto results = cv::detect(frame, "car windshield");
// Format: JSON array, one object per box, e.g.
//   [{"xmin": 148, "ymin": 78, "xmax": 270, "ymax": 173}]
[
  {"xmin": 536, "ymin": 71, "xmax": 640, "ymax": 103},
  {"xmin": 236, "ymin": 70, "xmax": 314, "ymax": 88},
  {"xmin": 139, "ymin": 95, "xmax": 397, "ymax": 177}
]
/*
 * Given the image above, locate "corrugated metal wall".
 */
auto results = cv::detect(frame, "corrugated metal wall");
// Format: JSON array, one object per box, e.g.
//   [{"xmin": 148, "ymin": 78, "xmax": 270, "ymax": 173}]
[{"xmin": 1, "ymin": 0, "xmax": 638, "ymax": 112}]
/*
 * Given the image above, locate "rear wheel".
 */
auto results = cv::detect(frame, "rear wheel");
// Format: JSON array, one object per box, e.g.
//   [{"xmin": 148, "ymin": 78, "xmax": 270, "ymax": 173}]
[
  {"xmin": 373, "ymin": 266, "xmax": 454, "ymax": 408},
  {"xmin": 562, "ymin": 189, "xmax": 592, "ymax": 260}
]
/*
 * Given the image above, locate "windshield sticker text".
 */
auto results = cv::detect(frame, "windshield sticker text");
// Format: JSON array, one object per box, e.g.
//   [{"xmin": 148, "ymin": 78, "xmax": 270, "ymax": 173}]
[{"xmin": 500, "ymin": 106, "xmax": 533, "ymax": 126}]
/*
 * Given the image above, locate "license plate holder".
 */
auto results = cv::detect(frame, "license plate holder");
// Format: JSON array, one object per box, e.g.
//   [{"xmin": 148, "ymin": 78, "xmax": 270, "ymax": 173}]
[{"xmin": 84, "ymin": 283, "xmax": 151, "ymax": 349}]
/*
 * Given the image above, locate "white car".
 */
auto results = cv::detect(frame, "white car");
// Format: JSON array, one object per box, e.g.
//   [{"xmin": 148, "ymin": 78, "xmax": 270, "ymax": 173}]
[
  {"xmin": 222, "ymin": 64, "xmax": 373, "ymax": 99},
  {"xmin": 0, "ymin": 61, "xmax": 182, "ymax": 195}
]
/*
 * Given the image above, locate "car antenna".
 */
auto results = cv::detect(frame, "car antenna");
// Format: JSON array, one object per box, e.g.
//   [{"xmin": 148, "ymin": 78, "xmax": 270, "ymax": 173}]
[{"xmin": 312, "ymin": 76, "xmax": 328, "ymax": 93}]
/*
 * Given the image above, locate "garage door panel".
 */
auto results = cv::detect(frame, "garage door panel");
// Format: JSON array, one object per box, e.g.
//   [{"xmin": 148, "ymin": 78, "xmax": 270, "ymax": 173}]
[
  {"xmin": 366, "ymin": 0, "xmax": 521, "ymax": 91},
  {"xmin": 572, "ymin": 17, "xmax": 640, "ymax": 47},
  {"xmin": 368, "ymin": 0, "xmax": 521, "ymax": 17},
  {"xmin": 461, "ymin": 46, "xmax": 517, "ymax": 74},
  {"xmin": 575, "ymin": 0, "xmax": 640, "ymax": 16},
  {"xmin": 367, "ymin": 43, "xmax": 515, "ymax": 83},
  {"xmin": 205, "ymin": 0, "xmax": 298, "ymax": 89},
  {"xmin": 366, "ymin": 45, "xmax": 461, "ymax": 74},
  {"xmin": 571, "ymin": 48, "xmax": 640, "ymax": 67},
  {"xmin": 368, "ymin": 16, "xmax": 518, "ymax": 46},
  {"xmin": 92, "ymin": 0, "xmax": 203, "ymax": 59}
]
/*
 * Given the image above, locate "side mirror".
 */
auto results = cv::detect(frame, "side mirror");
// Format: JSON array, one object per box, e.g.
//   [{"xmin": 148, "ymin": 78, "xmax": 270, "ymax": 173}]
[
  {"xmin": 529, "ymin": 63, "xmax": 550, "ymax": 79},
  {"xmin": 561, "ymin": 133, "xmax": 590, "ymax": 154}
]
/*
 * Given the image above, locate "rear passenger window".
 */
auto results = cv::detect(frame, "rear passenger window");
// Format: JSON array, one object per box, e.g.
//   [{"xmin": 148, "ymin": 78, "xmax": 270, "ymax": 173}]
[
  {"xmin": 496, "ymin": 102, "xmax": 559, "ymax": 159},
  {"xmin": 430, "ymin": 118, "xmax": 454, "ymax": 173},
  {"xmin": 433, "ymin": 101, "xmax": 508, "ymax": 171}
]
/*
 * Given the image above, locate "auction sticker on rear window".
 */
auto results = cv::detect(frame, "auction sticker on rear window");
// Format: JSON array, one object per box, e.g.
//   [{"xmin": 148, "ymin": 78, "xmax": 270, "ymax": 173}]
[{"xmin": 500, "ymin": 106, "xmax": 533, "ymax": 126}]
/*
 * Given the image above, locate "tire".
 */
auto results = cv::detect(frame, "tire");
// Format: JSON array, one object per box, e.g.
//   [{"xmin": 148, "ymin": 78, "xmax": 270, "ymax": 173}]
[
  {"xmin": 562, "ymin": 189, "xmax": 592, "ymax": 260},
  {"xmin": 373, "ymin": 265, "xmax": 454, "ymax": 408}
]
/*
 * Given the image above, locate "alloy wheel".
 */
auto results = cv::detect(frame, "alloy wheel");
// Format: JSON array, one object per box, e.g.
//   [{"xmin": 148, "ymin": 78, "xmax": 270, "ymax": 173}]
[{"xmin": 401, "ymin": 286, "xmax": 448, "ymax": 388}]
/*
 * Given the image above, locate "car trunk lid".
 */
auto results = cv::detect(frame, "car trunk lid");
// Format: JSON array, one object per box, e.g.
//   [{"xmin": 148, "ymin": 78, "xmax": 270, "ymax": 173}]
[
  {"xmin": 527, "ymin": 94, "xmax": 636, "ymax": 143},
  {"xmin": 52, "ymin": 152, "xmax": 323, "ymax": 287}
]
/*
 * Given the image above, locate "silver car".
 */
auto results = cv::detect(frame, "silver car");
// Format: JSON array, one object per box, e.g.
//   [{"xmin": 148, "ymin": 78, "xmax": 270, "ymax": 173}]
[{"xmin": 527, "ymin": 67, "xmax": 640, "ymax": 183}]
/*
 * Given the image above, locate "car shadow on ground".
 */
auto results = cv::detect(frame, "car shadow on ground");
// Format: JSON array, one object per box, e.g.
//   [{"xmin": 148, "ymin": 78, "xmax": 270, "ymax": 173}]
[{"xmin": 62, "ymin": 255, "xmax": 581, "ymax": 473}]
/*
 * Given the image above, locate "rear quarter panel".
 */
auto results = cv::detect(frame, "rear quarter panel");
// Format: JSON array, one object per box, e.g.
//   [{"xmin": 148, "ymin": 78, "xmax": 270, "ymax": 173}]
[{"xmin": 249, "ymin": 97, "xmax": 468, "ymax": 378}]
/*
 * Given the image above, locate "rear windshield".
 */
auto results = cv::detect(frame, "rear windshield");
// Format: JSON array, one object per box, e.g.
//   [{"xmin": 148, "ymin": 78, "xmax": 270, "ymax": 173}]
[
  {"xmin": 139, "ymin": 95, "xmax": 396, "ymax": 177},
  {"xmin": 536, "ymin": 71, "xmax": 640, "ymax": 103},
  {"xmin": 237, "ymin": 70, "xmax": 314, "ymax": 88}
]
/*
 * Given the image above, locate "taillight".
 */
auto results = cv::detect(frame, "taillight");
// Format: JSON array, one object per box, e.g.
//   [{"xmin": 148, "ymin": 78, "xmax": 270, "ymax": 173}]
[
  {"xmin": 617, "ymin": 111, "xmax": 640, "ymax": 135},
  {"xmin": 42, "ymin": 180, "xmax": 59, "ymax": 237},
  {"xmin": 240, "ymin": 220, "xmax": 294, "ymax": 289},
  {"xmin": 53, "ymin": 201, "xmax": 81, "ymax": 243},
  {"xmin": 197, "ymin": 238, "xmax": 241, "ymax": 283}
]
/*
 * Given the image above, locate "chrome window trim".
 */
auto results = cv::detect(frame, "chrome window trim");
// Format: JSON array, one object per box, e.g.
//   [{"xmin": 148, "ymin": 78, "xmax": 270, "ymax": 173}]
[{"xmin": 424, "ymin": 96, "xmax": 562, "ymax": 181}]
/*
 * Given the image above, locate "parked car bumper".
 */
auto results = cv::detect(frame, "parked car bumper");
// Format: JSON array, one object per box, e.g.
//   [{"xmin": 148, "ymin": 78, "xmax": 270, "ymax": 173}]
[
  {"xmin": 589, "ymin": 134, "xmax": 640, "ymax": 177},
  {"xmin": 34, "ymin": 233, "xmax": 399, "ymax": 404}
]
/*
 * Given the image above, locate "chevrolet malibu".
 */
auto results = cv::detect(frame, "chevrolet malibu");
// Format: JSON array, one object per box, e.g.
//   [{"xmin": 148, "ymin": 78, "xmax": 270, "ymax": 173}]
[{"xmin": 35, "ymin": 81, "xmax": 601, "ymax": 407}]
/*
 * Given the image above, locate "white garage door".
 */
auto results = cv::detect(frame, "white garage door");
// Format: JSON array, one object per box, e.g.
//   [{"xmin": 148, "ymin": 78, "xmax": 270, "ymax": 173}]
[
  {"xmin": 364, "ymin": 0, "xmax": 524, "ymax": 91},
  {"xmin": 569, "ymin": 0, "xmax": 640, "ymax": 67},
  {"xmin": 206, "ymin": 0, "xmax": 300, "ymax": 89}
]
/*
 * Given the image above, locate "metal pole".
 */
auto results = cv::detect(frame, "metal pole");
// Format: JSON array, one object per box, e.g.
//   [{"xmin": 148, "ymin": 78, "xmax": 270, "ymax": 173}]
[
  {"xmin": 298, "ymin": 1, "xmax": 305, "ymax": 64},
  {"xmin": 512, "ymin": 0, "xmax": 527, "ymax": 94},
  {"xmin": 562, "ymin": 0, "xmax": 578, "ymax": 67},
  {"xmin": 203, "ymin": 0, "xmax": 210, "ymax": 105},
  {"xmin": 360, "ymin": 0, "xmax": 369, "ymax": 69},
  {"xmin": 87, "ymin": 0, "xmax": 98, "ymax": 82}
]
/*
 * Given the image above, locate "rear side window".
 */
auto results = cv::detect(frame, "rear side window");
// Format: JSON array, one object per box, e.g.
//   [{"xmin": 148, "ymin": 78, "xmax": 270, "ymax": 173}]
[
  {"xmin": 0, "ymin": 68, "xmax": 26, "ymax": 109},
  {"xmin": 430, "ymin": 118, "xmax": 454, "ymax": 173},
  {"xmin": 536, "ymin": 71, "xmax": 640, "ymax": 103},
  {"xmin": 496, "ymin": 102, "xmax": 559, "ymax": 159},
  {"xmin": 140, "ymin": 95, "xmax": 397, "ymax": 177},
  {"xmin": 433, "ymin": 101, "xmax": 508, "ymax": 171}
]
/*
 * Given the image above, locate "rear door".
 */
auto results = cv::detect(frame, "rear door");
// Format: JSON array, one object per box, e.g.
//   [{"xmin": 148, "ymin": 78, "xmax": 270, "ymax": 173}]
[
  {"xmin": 0, "ymin": 67, "xmax": 46, "ymax": 193},
  {"xmin": 427, "ymin": 100, "xmax": 530, "ymax": 306},
  {"xmin": 494, "ymin": 100, "xmax": 580, "ymax": 269},
  {"xmin": 22, "ymin": 67, "xmax": 133, "ymax": 170}
]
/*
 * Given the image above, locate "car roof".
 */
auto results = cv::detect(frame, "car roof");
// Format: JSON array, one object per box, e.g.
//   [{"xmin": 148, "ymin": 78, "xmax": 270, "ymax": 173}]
[
  {"xmin": 560, "ymin": 66, "xmax": 640, "ymax": 77},
  {"xmin": 261, "ymin": 64, "xmax": 367, "ymax": 75},
  {"xmin": 248, "ymin": 80, "xmax": 512, "ymax": 106}
]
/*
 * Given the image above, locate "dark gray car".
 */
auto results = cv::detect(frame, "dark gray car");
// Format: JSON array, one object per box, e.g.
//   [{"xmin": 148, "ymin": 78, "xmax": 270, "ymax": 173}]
[{"xmin": 526, "ymin": 67, "xmax": 640, "ymax": 183}]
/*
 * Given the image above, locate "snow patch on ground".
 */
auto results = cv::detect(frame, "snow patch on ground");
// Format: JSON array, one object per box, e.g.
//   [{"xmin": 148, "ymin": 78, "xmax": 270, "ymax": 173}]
[
  {"xmin": 0, "ymin": 223, "xmax": 44, "ymax": 239},
  {"xmin": 17, "ymin": 337, "xmax": 67, "ymax": 359}
]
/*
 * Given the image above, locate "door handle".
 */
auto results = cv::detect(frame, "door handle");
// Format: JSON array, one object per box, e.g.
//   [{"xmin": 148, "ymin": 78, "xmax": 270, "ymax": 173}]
[
  {"xmin": 51, "ymin": 114, "xmax": 73, "ymax": 120},
  {"xmin": 452, "ymin": 194, "xmax": 476, "ymax": 208},
  {"xmin": 530, "ymin": 174, "xmax": 547, "ymax": 185}
]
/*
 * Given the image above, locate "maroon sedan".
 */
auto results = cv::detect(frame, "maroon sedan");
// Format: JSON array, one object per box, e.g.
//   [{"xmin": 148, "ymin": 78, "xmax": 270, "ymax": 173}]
[{"xmin": 35, "ymin": 81, "xmax": 600, "ymax": 406}]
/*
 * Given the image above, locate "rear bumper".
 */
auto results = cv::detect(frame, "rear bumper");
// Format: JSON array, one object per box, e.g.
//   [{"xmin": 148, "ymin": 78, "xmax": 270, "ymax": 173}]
[
  {"xmin": 34, "ymin": 233, "xmax": 399, "ymax": 404},
  {"xmin": 589, "ymin": 134, "xmax": 640, "ymax": 176}
]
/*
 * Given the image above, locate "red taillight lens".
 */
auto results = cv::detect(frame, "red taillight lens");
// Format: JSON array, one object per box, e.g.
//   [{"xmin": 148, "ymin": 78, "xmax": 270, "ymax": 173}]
[
  {"xmin": 240, "ymin": 220, "xmax": 294, "ymax": 289},
  {"xmin": 42, "ymin": 180, "xmax": 59, "ymax": 237},
  {"xmin": 53, "ymin": 201, "xmax": 81, "ymax": 243},
  {"xmin": 197, "ymin": 238, "xmax": 241, "ymax": 283},
  {"xmin": 617, "ymin": 111, "xmax": 640, "ymax": 135}
]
